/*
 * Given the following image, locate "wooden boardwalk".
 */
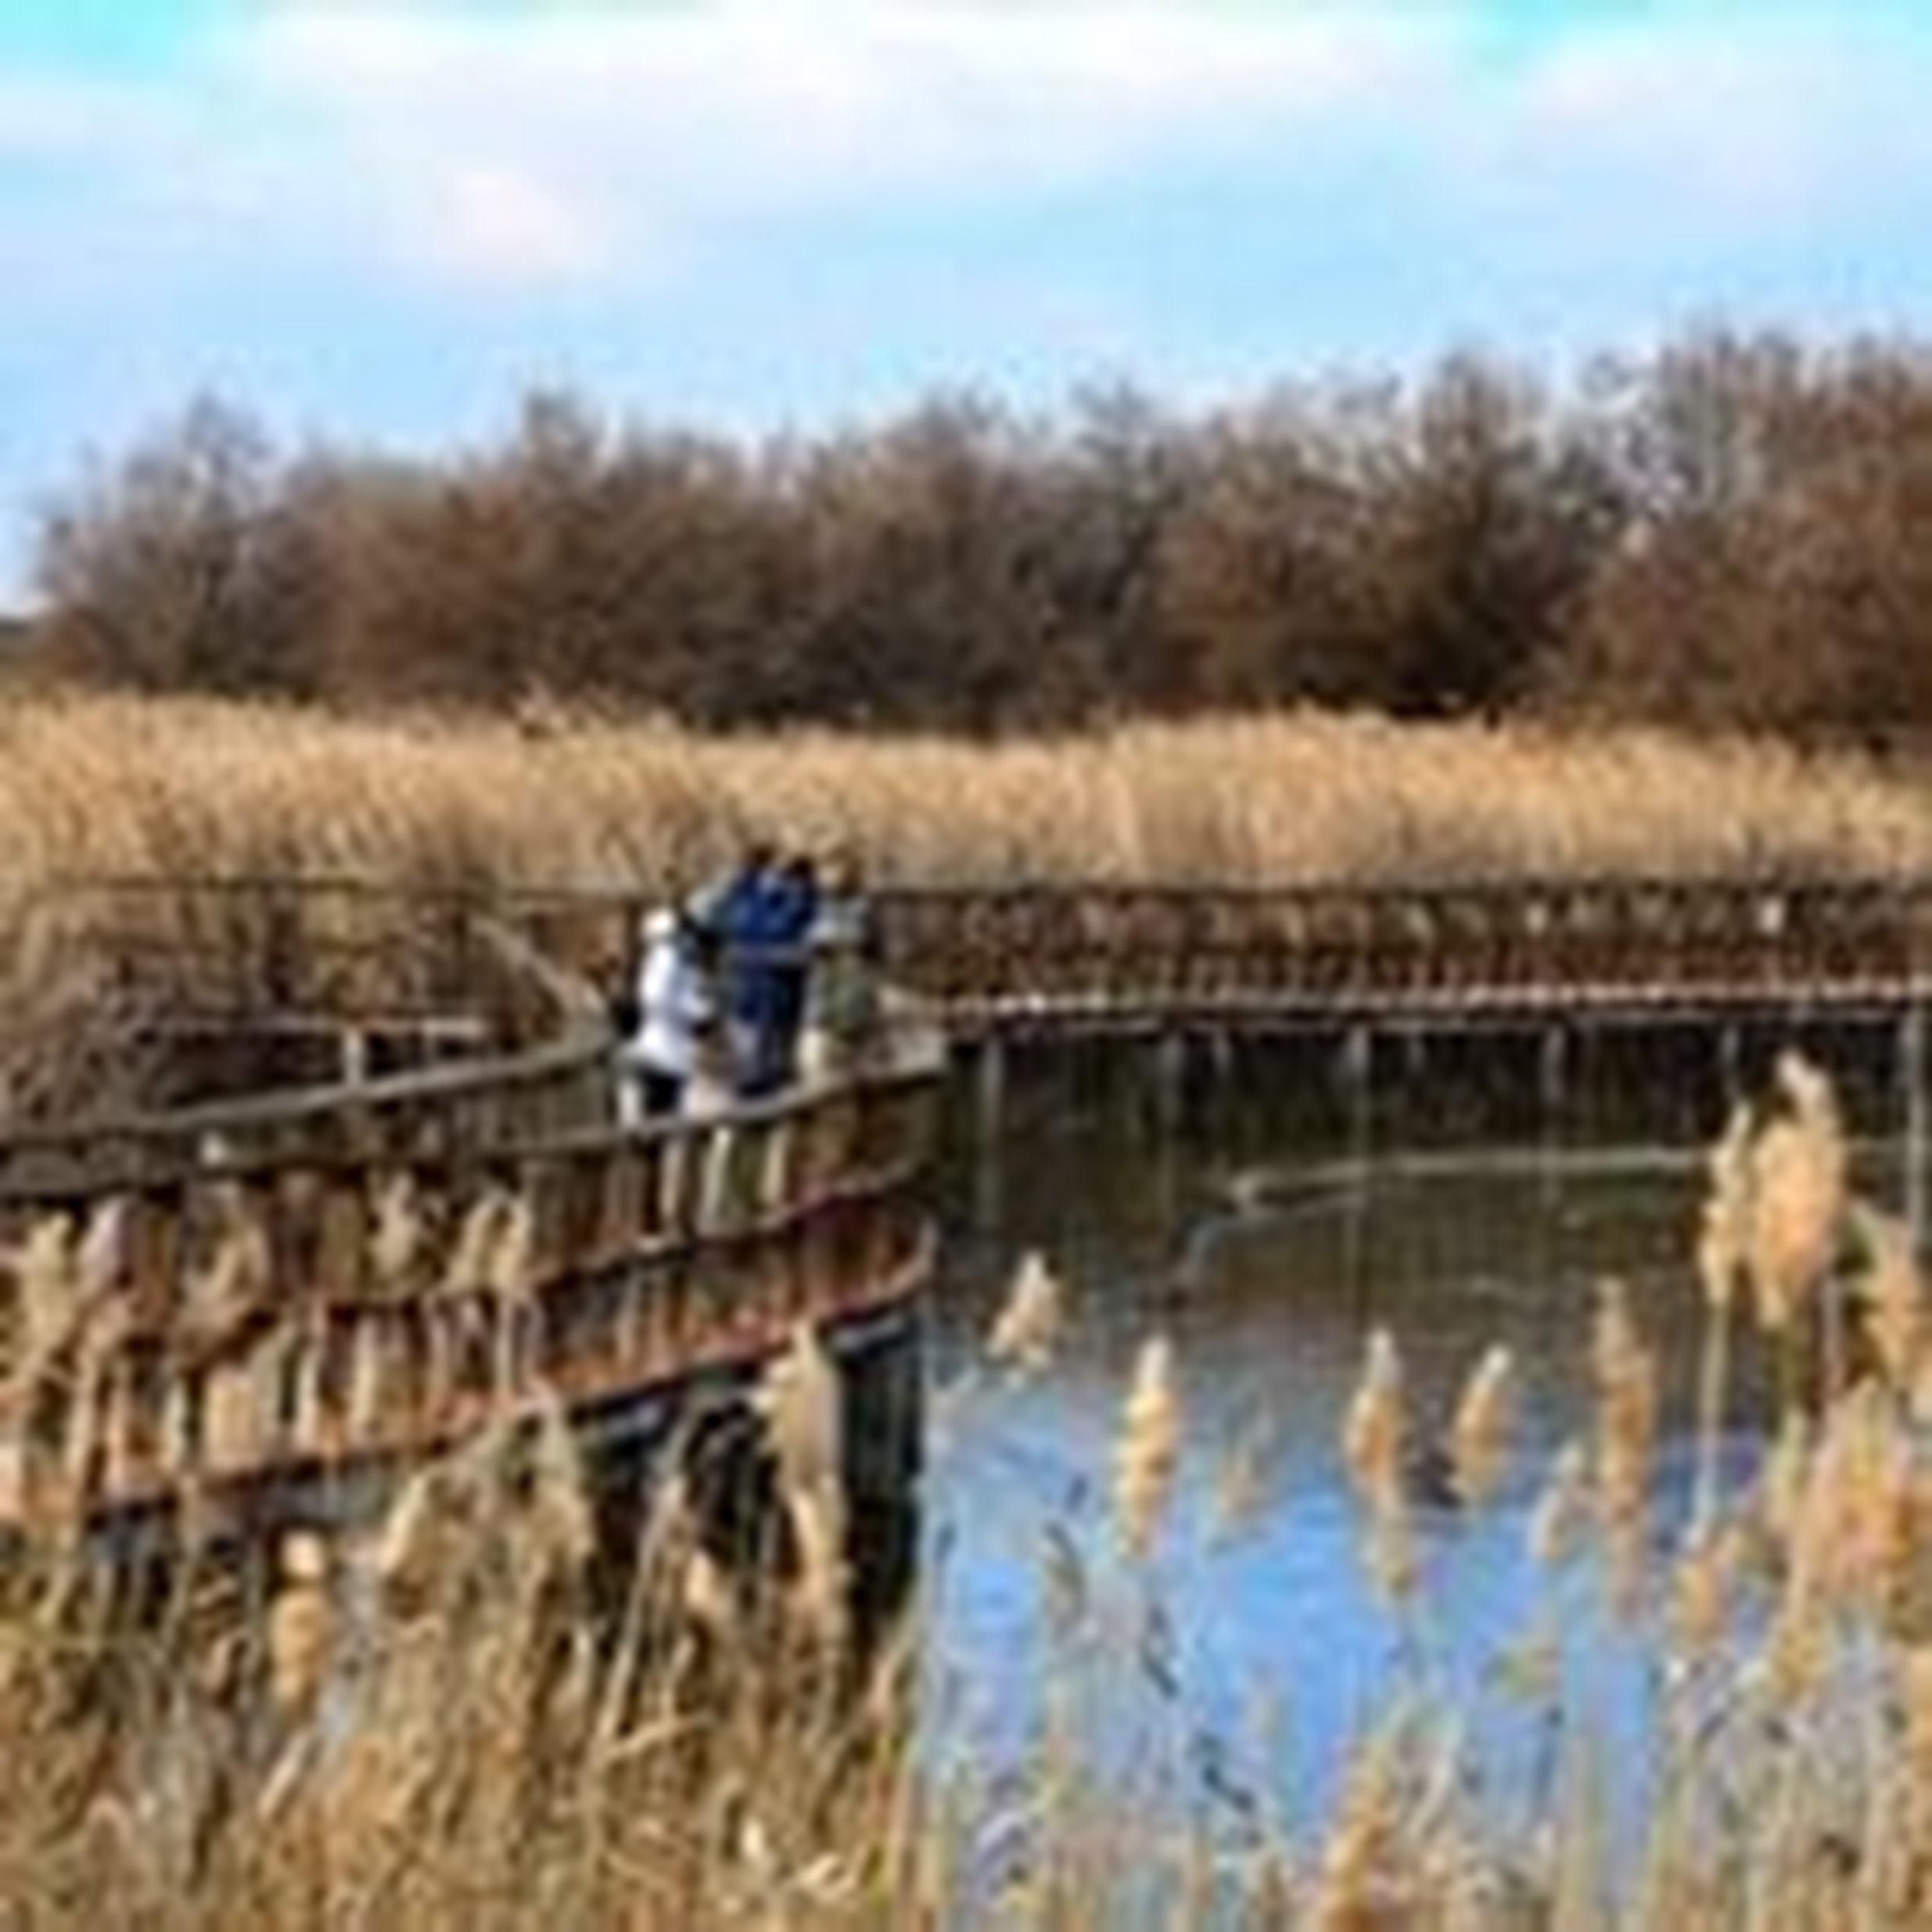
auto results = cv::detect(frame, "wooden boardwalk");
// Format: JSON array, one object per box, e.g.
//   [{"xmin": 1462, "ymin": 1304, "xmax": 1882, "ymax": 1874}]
[
  {"xmin": 0, "ymin": 883, "xmax": 941, "ymax": 1537},
  {"xmin": 872, "ymin": 878, "xmax": 1932, "ymax": 1032},
  {"xmin": 8, "ymin": 868, "xmax": 1930, "ymax": 1539}
]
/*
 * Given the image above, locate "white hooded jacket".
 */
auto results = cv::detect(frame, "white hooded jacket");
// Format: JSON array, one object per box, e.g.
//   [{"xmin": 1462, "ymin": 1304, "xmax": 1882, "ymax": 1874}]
[{"xmin": 628, "ymin": 911, "xmax": 712, "ymax": 1080}]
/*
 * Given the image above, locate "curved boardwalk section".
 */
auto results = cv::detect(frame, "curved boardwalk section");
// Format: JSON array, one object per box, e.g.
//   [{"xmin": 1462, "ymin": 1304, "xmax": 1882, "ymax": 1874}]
[
  {"xmin": 9, "ymin": 869, "xmax": 1928, "ymax": 1545},
  {"xmin": 0, "ymin": 884, "xmax": 943, "ymax": 1546}
]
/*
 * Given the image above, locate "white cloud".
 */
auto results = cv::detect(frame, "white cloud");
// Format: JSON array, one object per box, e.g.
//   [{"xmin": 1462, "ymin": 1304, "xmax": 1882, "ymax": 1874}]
[
  {"xmin": 218, "ymin": 1, "xmax": 1451, "ymax": 286},
  {"xmin": 419, "ymin": 163, "xmax": 608, "ymax": 283},
  {"xmin": 2, "ymin": 2, "xmax": 1930, "ymax": 311},
  {"xmin": 1505, "ymin": 16, "xmax": 1932, "ymax": 237}
]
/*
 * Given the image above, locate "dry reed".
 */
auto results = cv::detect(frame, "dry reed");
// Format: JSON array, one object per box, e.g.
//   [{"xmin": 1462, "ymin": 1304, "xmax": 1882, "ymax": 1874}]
[
  {"xmin": 1446, "ymin": 1344, "xmax": 1514, "ymax": 1511},
  {"xmin": 4, "ymin": 700, "xmax": 1932, "ymax": 935},
  {"xmin": 7, "ymin": 1058, "xmax": 1932, "ymax": 1927},
  {"xmin": 1112, "ymin": 1334, "xmax": 1180, "ymax": 1557},
  {"xmin": 985, "ymin": 1251, "xmax": 1066, "ymax": 1376}
]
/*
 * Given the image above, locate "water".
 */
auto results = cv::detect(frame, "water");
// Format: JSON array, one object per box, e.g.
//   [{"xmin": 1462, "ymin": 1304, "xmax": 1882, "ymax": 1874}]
[{"xmin": 919, "ymin": 1056, "xmax": 1909, "ymax": 1840}]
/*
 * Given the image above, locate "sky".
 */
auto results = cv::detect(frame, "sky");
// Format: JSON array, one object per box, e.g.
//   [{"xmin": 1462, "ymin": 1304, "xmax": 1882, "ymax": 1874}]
[{"xmin": 3, "ymin": 0, "xmax": 1932, "ymax": 600}]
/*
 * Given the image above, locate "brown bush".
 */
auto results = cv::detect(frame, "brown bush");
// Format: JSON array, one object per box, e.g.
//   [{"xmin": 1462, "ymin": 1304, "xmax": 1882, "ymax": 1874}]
[{"xmin": 30, "ymin": 332, "xmax": 1932, "ymax": 739}]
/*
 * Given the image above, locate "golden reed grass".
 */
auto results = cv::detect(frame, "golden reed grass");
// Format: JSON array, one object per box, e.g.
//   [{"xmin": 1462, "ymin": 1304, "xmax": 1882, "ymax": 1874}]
[
  {"xmin": 8, "ymin": 1061, "xmax": 1932, "ymax": 1924},
  {"xmin": 4, "ymin": 698, "xmax": 1932, "ymax": 927},
  {"xmin": 984, "ymin": 1251, "xmax": 1066, "ymax": 1378}
]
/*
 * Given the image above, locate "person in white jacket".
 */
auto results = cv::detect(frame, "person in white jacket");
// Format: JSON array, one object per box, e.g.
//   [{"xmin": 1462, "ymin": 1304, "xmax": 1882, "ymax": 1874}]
[{"xmin": 618, "ymin": 907, "xmax": 713, "ymax": 1126}]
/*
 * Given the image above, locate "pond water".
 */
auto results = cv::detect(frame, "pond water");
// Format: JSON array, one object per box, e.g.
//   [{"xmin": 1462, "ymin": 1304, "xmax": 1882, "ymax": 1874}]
[{"xmin": 919, "ymin": 1041, "xmax": 1920, "ymax": 1836}]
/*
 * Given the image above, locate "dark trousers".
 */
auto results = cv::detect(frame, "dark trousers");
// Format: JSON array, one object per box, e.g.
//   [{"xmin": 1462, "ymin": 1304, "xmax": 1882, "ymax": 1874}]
[{"xmin": 639, "ymin": 1067, "xmax": 684, "ymax": 1117}]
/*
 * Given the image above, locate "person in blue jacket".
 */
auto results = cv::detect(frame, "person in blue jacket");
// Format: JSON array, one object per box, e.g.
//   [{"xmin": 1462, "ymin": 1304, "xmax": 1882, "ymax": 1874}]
[
  {"xmin": 761, "ymin": 853, "xmax": 821, "ymax": 1090},
  {"xmin": 696, "ymin": 841, "xmax": 785, "ymax": 1095}
]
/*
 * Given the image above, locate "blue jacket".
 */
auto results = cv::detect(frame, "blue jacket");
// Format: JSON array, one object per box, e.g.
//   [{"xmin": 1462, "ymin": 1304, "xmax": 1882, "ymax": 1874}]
[{"xmin": 714, "ymin": 869, "xmax": 789, "ymax": 1022}]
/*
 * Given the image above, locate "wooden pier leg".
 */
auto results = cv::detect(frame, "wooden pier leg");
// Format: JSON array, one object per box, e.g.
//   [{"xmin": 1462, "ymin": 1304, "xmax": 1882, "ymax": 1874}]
[
  {"xmin": 1151, "ymin": 1029, "xmax": 1187, "ymax": 1234},
  {"xmin": 1904, "ymin": 1003, "xmax": 1928, "ymax": 1254},
  {"xmin": 975, "ymin": 1036, "xmax": 1007, "ymax": 1146},
  {"xmin": 1207, "ymin": 1029, "xmax": 1235, "ymax": 1139},
  {"xmin": 1338, "ymin": 1024, "xmax": 1373, "ymax": 1306},
  {"xmin": 1718, "ymin": 1022, "xmax": 1743, "ymax": 1109},
  {"xmin": 1535, "ymin": 1022, "xmax": 1570, "ymax": 1280},
  {"xmin": 1152, "ymin": 1029, "xmax": 1187, "ymax": 1140},
  {"xmin": 1401, "ymin": 1029, "xmax": 1426, "ymax": 1101},
  {"xmin": 1339, "ymin": 1024, "xmax": 1373, "ymax": 1161},
  {"xmin": 972, "ymin": 1036, "xmax": 1007, "ymax": 1231},
  {"xmin": 1539, "ymin": 1021, "xmax": 1568, "ymax": 1129},
  {"xmin": 1538, "ymin": 1023, "xmax": 1568, "ymax": 1183}
]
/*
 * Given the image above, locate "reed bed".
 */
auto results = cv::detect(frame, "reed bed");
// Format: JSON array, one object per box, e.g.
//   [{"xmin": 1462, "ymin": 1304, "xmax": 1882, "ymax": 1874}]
[
  {"xmin": 5, "ymin": 698, "xmax": 1932, "ymax": 931},
  {"xmin": 2, "ymin": 1059, "xmax": 1930, "ymax": 1927}
]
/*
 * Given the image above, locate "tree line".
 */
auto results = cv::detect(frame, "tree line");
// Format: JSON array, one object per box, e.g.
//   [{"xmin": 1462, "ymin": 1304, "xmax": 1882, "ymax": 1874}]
[{"xmin": 27, "ymin": 330, "xmax": 1932, "ymax": 740}]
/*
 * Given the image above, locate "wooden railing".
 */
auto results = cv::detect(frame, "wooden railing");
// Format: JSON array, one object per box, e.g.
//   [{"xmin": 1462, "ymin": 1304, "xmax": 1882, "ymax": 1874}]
[
  {"xmin": 0, "ymin": 878, "xmax": 944, "ymax": 1532},
  {"xmin": 872, "ymin": 878, "xmax": 1932, "ymax": 1025},
  {"xmin": 41, "ymin": 869, "xmax": 1932, "ymax": 1058},
  {"xmin": 35, "ymin": 874, "xmax": 533, "ymax": 1029},
  {"xmin": 343, "ymin": 873, "xmax": 1932, "ymax": 1025},
  {"xmin": 0, "ymin": 903, "xmax": 612, "ymax": 1195},
  {"xmin": 0, "ymin": 1055, "xmax": 938, "ymax": 1532},
  {"xmin": 72, "ymin": 871, "xmax": 1932, "ymax": 1037}
]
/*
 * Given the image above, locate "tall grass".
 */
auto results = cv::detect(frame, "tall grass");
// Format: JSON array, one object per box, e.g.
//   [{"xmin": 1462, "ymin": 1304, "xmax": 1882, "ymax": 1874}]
[
  {"xmin": 5, "ymin": 698, "xmax": 1932, "ymax": 931},
  {"xmin": 3, "ymin": 1059, "xmax": 1931, "ymax": 1927}
]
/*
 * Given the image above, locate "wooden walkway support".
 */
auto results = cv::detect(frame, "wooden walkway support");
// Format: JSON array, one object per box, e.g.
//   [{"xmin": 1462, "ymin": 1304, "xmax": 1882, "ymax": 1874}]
[{"xmin": 0, "ymin": 879, "xmax": 943, "ymax": 1541}]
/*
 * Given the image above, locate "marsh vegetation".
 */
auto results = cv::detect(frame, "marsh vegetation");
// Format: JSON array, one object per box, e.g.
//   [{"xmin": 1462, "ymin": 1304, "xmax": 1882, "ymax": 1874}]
[{"xmin": 4, "ymin": 1050, "xmax": 1932, "ymax": 1927}]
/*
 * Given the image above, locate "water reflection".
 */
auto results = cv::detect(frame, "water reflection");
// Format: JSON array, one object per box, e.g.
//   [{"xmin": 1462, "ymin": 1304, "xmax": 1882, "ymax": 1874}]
[{"xmin": 924, "ymin": 1097, "xmax": 1901, "ymax": 1826}]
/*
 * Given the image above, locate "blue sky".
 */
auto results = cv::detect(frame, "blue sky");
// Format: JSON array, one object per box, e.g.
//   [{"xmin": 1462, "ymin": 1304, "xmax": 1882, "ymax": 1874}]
[{"xmin": 3, "ymin": 1, "xmax": 1932, "ymax": 600}]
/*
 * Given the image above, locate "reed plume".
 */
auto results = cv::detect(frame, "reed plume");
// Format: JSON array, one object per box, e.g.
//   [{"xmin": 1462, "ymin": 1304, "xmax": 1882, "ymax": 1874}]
[
  {"xmin": 1113, "ymin": 1334, "xmax": 1180, "ymax": 1557},
  {"xmin": 985, "ymin": 1250, "xmax": 1065, "ymax": 1374},
  {"xmin": 756, "ymin": 1323, "xmax": 849, "ymax": 1646},
  {"xmin": 525, "ymin": 1387, "xmax": 595, "ymax": 1578},
  {"xmin": 441, "ymin": 1187, "xmax": 518, "ymax": 1299},
  {"xmin": 485, "ymin": 1194, "xmax": 536, "ymax": 1304},
  {"xmin": 1693, "ymin": 1104, "xmax": 1754, "ymax": 1532},
  {"xmin": 1697, "ymin": 1100, "xmax": 1755, "ymax": 1320},
  {"xmin": 1311, "ymin": 1726, "xmax": 1413, "ymax": 1932},
  {"xmin": 368, "ymin": 1172, "xmax": 426, "ymax": 1295},
  {"xmin": 1592, "ymin": 1280, "xmax": 1657, "ymax": 1589},
  {"xmin": 72, "ymin": 1196, "xmax": 131, "ymax": 1307},
  {"xmin": 1669, "ymin": 1517, "xmax": 1747, "ymax": 1660},
  {"xmin": 1853, "ymin": 1203, "xmax": 1924, "ymax": 1394},
  {"xmin": 1341, "ymin": 1327, "xmax": 1405, "ymax": 1509},
  {"xmin": 2, "ymin": 1213, "xmax": 80, "ymax": 1381},
  {"xmin": 1341, "ymin": 1328, "xmax": 1415, "ymax": 1602},
  {"xmin": 1447, "ymin": 1344, "xmax": 1515, "ymax": 1510},
  {"xmin": 182, "ymin": 1194, "xmax": 272, "ymax": 1354},
  {"xmin": 1746, "ymin": 1050, "xmax": 1848, "ymax": 1342},
  {"xmin": 266, "ymin": 1530, "xmax": 333, "ymax": 1722},
  {"xmin": 1528, "ymin": 1438, "xmax": 1592, "ymax": 1569}
]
